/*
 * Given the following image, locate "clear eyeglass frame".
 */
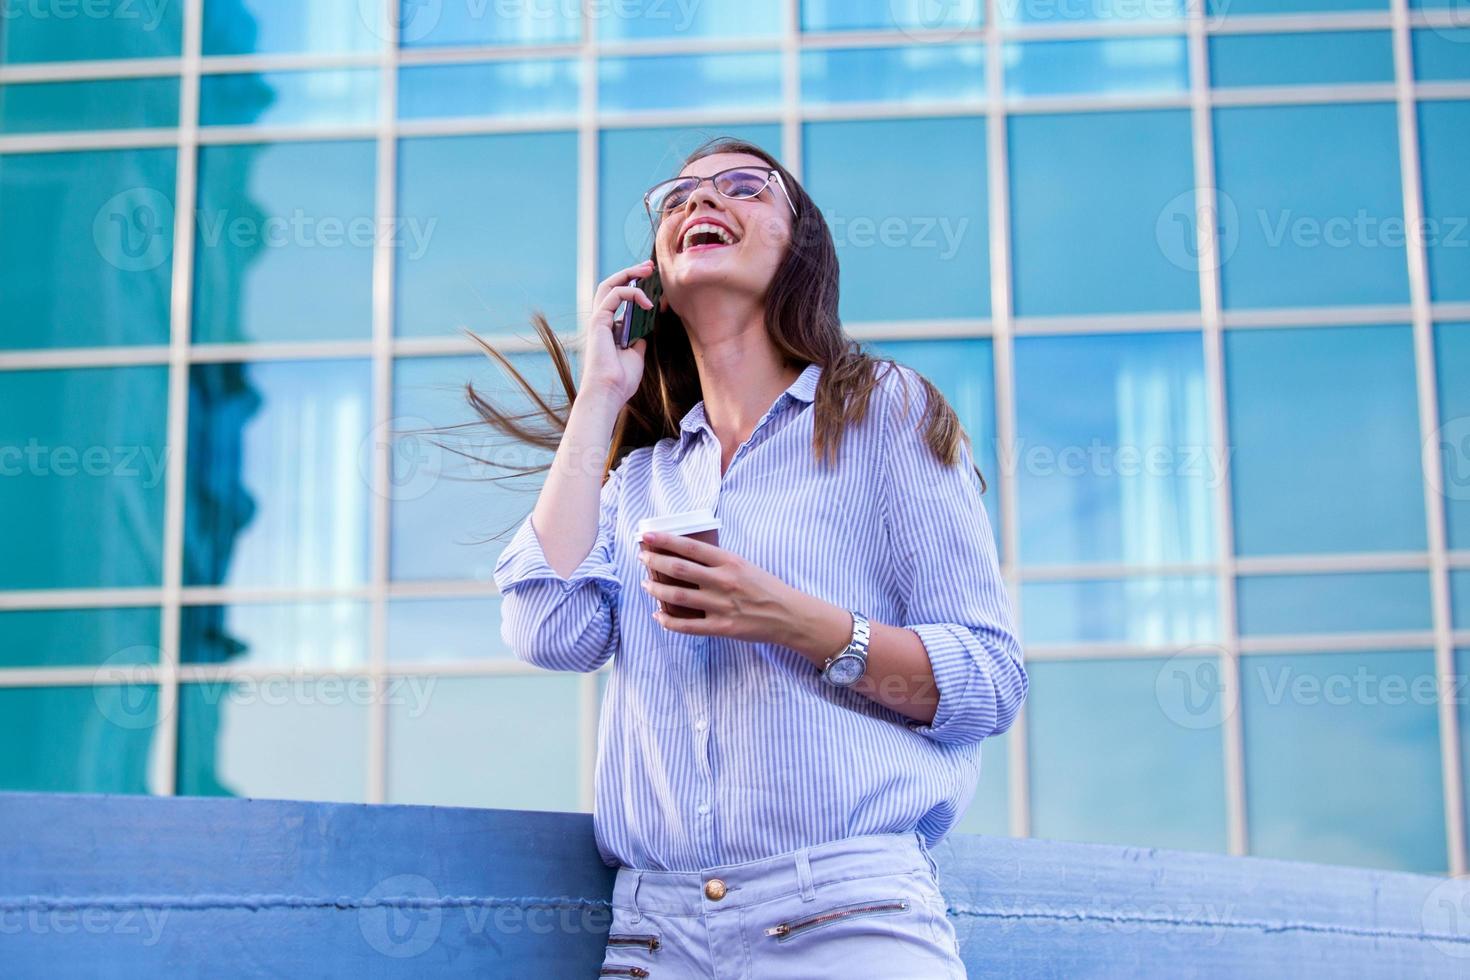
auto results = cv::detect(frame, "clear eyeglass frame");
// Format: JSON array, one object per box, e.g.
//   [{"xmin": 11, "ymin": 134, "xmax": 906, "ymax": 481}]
[{"xmin": 643, "ymin": 165, "xmax": 799, "ymax": 227}]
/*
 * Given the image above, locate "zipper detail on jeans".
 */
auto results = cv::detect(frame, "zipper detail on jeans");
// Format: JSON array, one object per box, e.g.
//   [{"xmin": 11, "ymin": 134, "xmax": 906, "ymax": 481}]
[
  {"xmin": 764, "ymin": 899, "xmax": 908, "ymax": 941},
  {"xmin": 607, "ymin": 934, "xmax": 661, "ymax": 952},
  {"xmin": 599, "ymin": 967, "xmax": 650, "ymax": 978}
]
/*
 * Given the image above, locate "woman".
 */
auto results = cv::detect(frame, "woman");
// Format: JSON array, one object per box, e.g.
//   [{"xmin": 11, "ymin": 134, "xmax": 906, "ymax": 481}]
[{"xmin": 475, "ymin": 136, "xmax": 1026, "ymax": 978}]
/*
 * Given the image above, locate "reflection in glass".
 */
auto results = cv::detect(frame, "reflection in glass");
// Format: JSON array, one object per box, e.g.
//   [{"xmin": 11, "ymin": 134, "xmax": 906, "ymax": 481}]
[
  {"xmin": 1413, "ymin": 29, "xmax": 1470, "ymax": 81},
  {"xmin": 805, "ymin": 117, "xmax": 989, "ymax": 321},
  {"xmin": 1003, "ymin": 38, "xmax": 1188, "ymax": 98},
  {"xmin": 1002, "ymin": 0, "xmax": 1184, "ymax": 23},
  {"xmin": 0, "ymin": 4, "xmax": 182, "ymax": 62},
  {"xmin": 176, "ymin": 679, "xmax": 368, "ymax": 802},
  {"xmin": 599, "ymin": 0, "xmax": 782, "ymax": 39},
  {"xmin": 598, "ymin": 124, "xmax": 781, "ymax": 280},
  {"xmin": 193, "ymin": 140, "xmax": 377, "ymax": 343},
  {"xmin": 0, "ymin": 607, "xmax": 160, "ymax": 669},
  {"xmin": 1435, "ymin": 323, "xmax": 1470, "ymax": 549},
  {"xmin": 1209, "ymin": 32, "xmax": 1394, "ymax": 88},
  {"xmin": 200, "ymin": 70, "xmax": 379, "ymax": 128},
  {"xmin": 399, "ymin": 59, "xmax": 580, "ymax": 120},
  {"xmin": 1, "ymin": 149, "xmax": 176, "ymax": 350},
  {"xmin": 1213, "ymin": 103, "xmax": 1408, "ymax": 309},
  {"xmin": 1241, "ymin": 650, "xmax": 1445, "ymax": 872},
  {"xmin": 397, "ymin": 0, "xmax": 579, "ymax": 48},
  {"xmin": 1236, "ymin": 572, "xmax": 1432, "ymax": 637},
  {"xmin": 802, "ymin": 0, "xmax": 982, "ymax": 32},
  {"xmin": 185, "ymin": 359, "xmax": 372, "ymax": 589},
  {"xmin": 1023, "ymin": 577, "xmax": 1218, "ymax": 646},
  {"xmin": 396, "ymin": 132, "xmax": 577, "ymax": 338},
  {"xmin": 802, "ymin": 45, "xmax": 985, "ymax": 106},
  {"xmin": 1010, "ymin": 110, "xmax": 1197, "ymax": 316},
  {"xmin": 387, "ymin": 676, "xmax": 583, "ymax": 810},
  {"xmin": 0, "ymin": 686, "xmax": 161, "ymax": 793},
  {"xmin": 203, "ymin": 0, "xmax": 384, "ymax": 55},
  {"xmin": 181, "ymin": 602, "xmax": 369, "ymax": 668},
  {"xmin": 1453, "ymin": 572, "xmax": 1470, "ymax": 629},
  {"xmin": 869, "ymin": 339, "xmax": 1000, "ymax": 551},
  {"xmin": 0, "ymin": 366, "xmax": 169, "ymax": 590},
  {"xmin": 1419, "ymin": 103, "xmax": 1470, "ymax": 303},
  {"xmin": 1226, "ymin": 325, "xmax": 1425, "ymax": 557},
  {"xmin": 598, "ymin": 54, "xmax": 783, "ymax": 113},
  {"xmin": 1028, "ymin": 658, "xmax": 1228, "ymax": 852},
  {"xmin": 0, "ymin": 78, "xmax": 179, "ymax": 134},
  {"xmin": 388, "ymin": 598, "xmax": 509, "ymax": 662},
  {"xmin": 391, "ymin": 354, "xmax": 558, "ymax": 582},
  {"xmin": 1207, "ymin": 0, "xmax": 1386, "ymax": 16},
  {"xmin": 1014, "ymin": 332, "xmax": 1215, "ymax": 567}
]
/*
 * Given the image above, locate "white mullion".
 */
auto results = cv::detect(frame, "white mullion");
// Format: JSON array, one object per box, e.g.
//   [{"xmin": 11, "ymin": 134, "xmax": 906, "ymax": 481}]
[
  {"xmin": 1187, "ymin": 0, "xmax": 1249, "ymax": 858},
  {"xmin": 1391, "ymin": 0, "xmax": 1466, "ymax": 876},
  {"xmin": 365, "ymin": 0, "xmax": 401, "ymax": 809},
  {"xmin": 781, "ymin": 0, "xmax": 802, "ymax": 178},
  {"xmin": 155, "ymin": 0, "xmax": 205, "ymax": 799},
  {"xmin": 577, "ymin": 0, "xmax": 600, "ymax": 815}
]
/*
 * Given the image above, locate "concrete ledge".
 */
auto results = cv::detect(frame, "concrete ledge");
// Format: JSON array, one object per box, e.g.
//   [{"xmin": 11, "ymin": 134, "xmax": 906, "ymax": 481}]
[{"xmin": 2, "ymin": 792, "xmax": 1466, "ymax": 977}]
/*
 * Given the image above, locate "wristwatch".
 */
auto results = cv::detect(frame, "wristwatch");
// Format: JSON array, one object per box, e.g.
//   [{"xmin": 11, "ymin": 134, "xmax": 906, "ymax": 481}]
[{"xmin": 820, "ymin": 611, "xmax": 871, "ymax": 687}]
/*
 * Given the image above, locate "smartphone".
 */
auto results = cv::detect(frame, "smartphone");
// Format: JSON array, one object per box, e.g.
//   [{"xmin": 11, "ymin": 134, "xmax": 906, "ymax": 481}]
[{"xmin": 616, "ymin": 265, "xmax": 662, "ymax": 349}]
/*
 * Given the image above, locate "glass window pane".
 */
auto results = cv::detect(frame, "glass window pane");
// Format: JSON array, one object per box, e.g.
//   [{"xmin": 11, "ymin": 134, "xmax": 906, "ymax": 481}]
[
  {"xmin": 391, "ymin": 353, "xmax": 558, "ymax": 582},
  {"xmin": 598, "ymin": 124, "xmax": 781, "ymax": 280},
  {"xmin": 1413, "ymin": 28, "xmax": 1470, "ymax": 81},
  {"xmin": 1010, "ymin": 110, "xmax": 1198, "ymax": 316},
  {"xmin": 185, "ymin": 359, "xmax": 372, "ymax": 589},
  {"xmin": 598, "ymin": 0, "xmax": 782, "ymax": 39},
  {"xmin": 1, "ymin": 148, "xmax": 176, "ymax": 350},
  {"xmin": 176, "ymin": 679, "xmax": 368, "ymax": 802},
  {"xmin": 203, "ymin": 0, "xmax": 385, "ymax": 55},
  {"xmin": 1213, "ymin": 103, "xmax": 1408, "ymax": 309},
  {"xmin": 1454, "ymin": 572, "xmax": 1470, "ymax": 629},
  {"xmin": 1236, "ymin": 572, "xmax": 1433, "ymax": 637},
  {"xmin": 1435, "ymin": 323, "xmax": 1470, "ymax": 550},
  {"xmin": 801, "ymin": 45, "xmax": 985, "ymax": 106},
  {"xmin": 802, "ymin": 0, "xmax": 983, "ymax": 32},
  {"xmin": 1418, "ymin": 101, "xmax": 1470, "ymax": 303},
  {"xmin": 1209, "ymin": 31, "xmax": 1395, "ymax": 87},
  {"xmin": 1002, "ymin": 0, "xmax": 1183, "ymax": 23},
  {"xmin": 199, "ymin": 69, "xmax": 379, "ymax": 128},
  {"xmin": 397, "ymin": 0, "xmax": 579, "ymax": 47},
  {"xmin": 1226, "ymin": 325, "xmax": 1426, "ymax": 556},
  {"xmin": 0, "ymin": 607, "xmax": 160, "ymax": 669},
  {"xmin": 1014, "ymin": 332, "xmax": 1216, "ymax": 567},
  {"xmin": 0, "ymin": 77, "xmax": 179, "ymax": 133},
  {"xmin": 388, "ymin": 675, "xmax": 583, "ymax": 809},
  {"xmin": 398, "ymin": 59, "xmax": 580, "ymax": 120},
  {"xmin": 1029, "ymin": 657, "xmax": 1229, "ymax": 852},
  {"xmin": 599, "ymin": 54, "xmax": 782, "ymax": 113},
  {"xmin": 396, "ymin": 131, "xmax": 577, "ymax": 338},
  {"xmin": 0, "ymin": 685, "xmax": 161, "ymax": 793},
  {"xmin": 805, "ymin": 117, "xmax": 989, "ymax": 321},
  {"xmin": 1241, "ymin": 650, "xmax": 1446, "ymax": 872},
  {"xmin": 193, "ymin": 140, "xmax": 376, "ymax": 343},
  {"xmin": 869, "ymin": 338, "xmax": 1001, "ymax": 552},
  {"xmin": 1004, "ymin": 38, "xmax": 1188, "ymax": 98},
  {"xmin": 0, "ymin": 3, "xmax": 183, "ymax": 62},
  {"xmin": 0, "ymin": 366, "xmax": 169, "ymax": 590},
  {"xmin": 1207, "ymin": 0, "xmax": 1386, "ymax": 15},
  {"xmin": 388, "ymin": 598, "xmax": 509, "ymax": 662},
  {"xmin": 181, "ymin": 602, "xmax": 369, "ymax": 668},
  {"xmin": 954, "ymin": 730, "xmax": 1010, "ymax": 837},
  {"xmin": 1022, "ymin": 576, "xmax": 1219, "ymax": 646}
]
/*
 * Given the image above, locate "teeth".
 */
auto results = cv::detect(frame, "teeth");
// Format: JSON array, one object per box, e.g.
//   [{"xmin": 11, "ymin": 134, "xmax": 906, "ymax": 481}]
[{"xmin": 682, "ymin": 222, "xmax": 736, "ymax": 251}]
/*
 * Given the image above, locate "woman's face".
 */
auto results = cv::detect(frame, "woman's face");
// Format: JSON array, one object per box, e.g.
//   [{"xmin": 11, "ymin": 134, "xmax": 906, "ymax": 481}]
[{"xmin": 652, "ymin": 151, "xmax": 794, "ymax": 313}]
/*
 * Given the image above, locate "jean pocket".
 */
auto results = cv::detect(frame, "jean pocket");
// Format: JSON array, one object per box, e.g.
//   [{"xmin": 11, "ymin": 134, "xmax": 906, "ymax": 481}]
[{"xmin": 762, "ymin": 898, "xmax": 911, "ymax": 943}]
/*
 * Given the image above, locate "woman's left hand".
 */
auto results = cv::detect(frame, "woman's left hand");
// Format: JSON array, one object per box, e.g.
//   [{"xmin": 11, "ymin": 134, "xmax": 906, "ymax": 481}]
[{"xmin": 637, "ymin": 531, "xmax": 797, "ymax": 645}]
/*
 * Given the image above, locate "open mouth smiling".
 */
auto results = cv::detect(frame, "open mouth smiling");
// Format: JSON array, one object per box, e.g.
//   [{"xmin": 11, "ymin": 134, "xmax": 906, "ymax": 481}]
[{"xmin": 679, "ymin": 219, "xmax": 740, "ymax": 253}]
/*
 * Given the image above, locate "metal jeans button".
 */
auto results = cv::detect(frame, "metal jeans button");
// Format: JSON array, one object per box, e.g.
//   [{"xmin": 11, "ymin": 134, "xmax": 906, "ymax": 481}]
[{"xmin": 704, "ymin": 878, "xmax": 727, "ymax": 901}]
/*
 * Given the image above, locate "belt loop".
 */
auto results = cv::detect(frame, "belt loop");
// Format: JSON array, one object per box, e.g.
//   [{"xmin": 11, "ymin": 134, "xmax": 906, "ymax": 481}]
[
  {"xmin": 794, "ymin": 847, "xmax": 816, "ymax": 903},
  {"xmin": 915, "ymin": 831, "xmax": 939, "ymax": 880},
  {"xmin": 629, "ymin": 870, "xmax": 645, "ymax": 924}
]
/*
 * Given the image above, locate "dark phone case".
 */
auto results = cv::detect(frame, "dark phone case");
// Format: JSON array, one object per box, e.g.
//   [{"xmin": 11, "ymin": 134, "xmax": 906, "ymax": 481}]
[{"xmin": 618, "ymin": 267, "xmax": 662, "ymax": 348}]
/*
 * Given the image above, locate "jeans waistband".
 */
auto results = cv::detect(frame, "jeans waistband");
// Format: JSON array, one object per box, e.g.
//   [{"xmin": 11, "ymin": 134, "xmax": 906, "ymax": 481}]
[{"xmin": 612, "ymin": 831, "xmax": 939, "ymax": 920}]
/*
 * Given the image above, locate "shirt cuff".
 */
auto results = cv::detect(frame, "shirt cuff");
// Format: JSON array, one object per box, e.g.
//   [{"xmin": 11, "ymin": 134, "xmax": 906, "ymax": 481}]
[
  {"xmin": 492, "ymin": 512, "xmax": 622, "ymax": 601},
  {"xmin": 902, "ymin": 623, "xmax": 978, "ymax": 741}
]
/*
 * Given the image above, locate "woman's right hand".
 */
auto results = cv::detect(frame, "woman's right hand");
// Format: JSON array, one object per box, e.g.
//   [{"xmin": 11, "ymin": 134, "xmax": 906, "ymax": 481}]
[{"xmin": 581, "ymin": 258, "xmax": 655, "ymax": 406}]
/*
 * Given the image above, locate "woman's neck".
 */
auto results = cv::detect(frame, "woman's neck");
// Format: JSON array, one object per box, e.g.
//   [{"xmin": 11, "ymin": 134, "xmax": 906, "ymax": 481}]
[{"xmin": 684, "ymin": 301, "xmax": 801, "ymax": 450}]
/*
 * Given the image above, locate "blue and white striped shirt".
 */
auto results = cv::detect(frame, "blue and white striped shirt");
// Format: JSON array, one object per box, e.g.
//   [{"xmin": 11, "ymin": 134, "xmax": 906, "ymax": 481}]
[{"xmin": 493, "ymin": 360, "xmax": 1027, "ymax": 872}]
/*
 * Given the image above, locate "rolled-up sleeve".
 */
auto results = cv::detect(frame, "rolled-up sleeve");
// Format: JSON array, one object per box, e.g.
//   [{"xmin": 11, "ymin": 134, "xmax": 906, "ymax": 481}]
[
  {"xmin": 492, "ymin": 462, "xmax": 624, "ymax": 673},
  {"xmin": 879, "ymin": 366, "xmax": 1028, "ymax": 747}
]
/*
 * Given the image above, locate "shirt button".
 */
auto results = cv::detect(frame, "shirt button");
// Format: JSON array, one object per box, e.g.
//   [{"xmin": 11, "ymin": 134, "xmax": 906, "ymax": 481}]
[
  {"xmin": 697, "ymin": 803, "xmax": 710, "ymax": 815},
  {"xmin": 695, "ymin": 719, "xmax": 707, "ymax": 732}
]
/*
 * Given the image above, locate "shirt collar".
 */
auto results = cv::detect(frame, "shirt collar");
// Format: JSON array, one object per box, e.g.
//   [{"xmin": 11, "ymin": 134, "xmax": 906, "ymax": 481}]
[{"xmin": 675, "ymin": 361, "xmax": 822, "ymax": 457}]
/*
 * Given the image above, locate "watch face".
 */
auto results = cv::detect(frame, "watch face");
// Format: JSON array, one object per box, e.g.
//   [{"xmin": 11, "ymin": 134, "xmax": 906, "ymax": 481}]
[{"xmin": 827, "ymin": 655, "xmax": 864, "ymax": 686}]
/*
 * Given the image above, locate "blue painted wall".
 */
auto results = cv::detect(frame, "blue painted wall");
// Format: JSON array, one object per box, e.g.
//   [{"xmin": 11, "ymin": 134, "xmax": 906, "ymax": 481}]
[{"xmin": 2, "ymin": 792, "xmax": 1466, "ymax": 977}]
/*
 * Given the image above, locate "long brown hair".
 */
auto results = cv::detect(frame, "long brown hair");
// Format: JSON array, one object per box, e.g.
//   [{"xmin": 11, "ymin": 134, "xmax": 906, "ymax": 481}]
[{"xmin": 451, "ymin": 136, "xmax": 987, "ymax": 531}]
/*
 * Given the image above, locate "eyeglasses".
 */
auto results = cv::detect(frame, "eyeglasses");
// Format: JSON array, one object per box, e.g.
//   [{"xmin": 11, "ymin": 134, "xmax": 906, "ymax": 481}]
[{"xmin": 643, "ymin": 166, "xmax": 798, "ymax": 224}]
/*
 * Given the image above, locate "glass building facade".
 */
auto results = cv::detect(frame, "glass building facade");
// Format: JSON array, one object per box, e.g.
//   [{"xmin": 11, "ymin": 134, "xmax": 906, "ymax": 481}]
[{"xmin": 1, "ymin": 0, "xmax": 1467, "ymax": 876}]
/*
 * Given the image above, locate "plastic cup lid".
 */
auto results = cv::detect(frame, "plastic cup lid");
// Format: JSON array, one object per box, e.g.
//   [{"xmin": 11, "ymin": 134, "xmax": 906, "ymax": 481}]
[{"xmin": 636, "ymin": 510, "xmax": 720, "ymax": 540}]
